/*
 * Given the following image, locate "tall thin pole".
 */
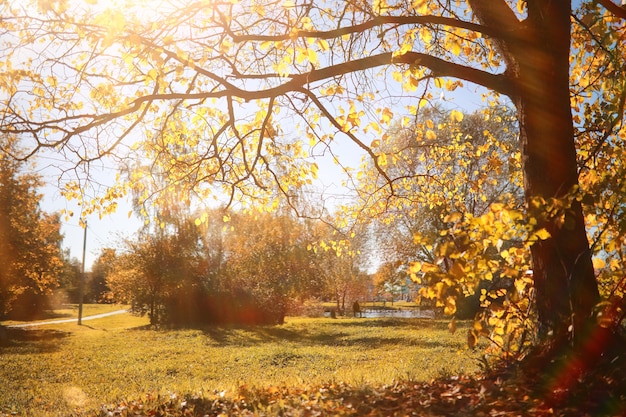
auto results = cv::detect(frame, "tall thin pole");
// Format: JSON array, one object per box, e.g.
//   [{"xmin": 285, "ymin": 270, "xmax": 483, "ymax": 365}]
[{"xmin": 78, "ymin": 222, "xmax": 87, "ymax": 325}]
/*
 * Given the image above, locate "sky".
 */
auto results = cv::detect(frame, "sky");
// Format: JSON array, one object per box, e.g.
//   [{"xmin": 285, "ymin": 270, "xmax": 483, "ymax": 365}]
[
  {"xmin": 38, "ymin": 84, "xmax": 489, "ymax": 272},
  {"xmin": 42, "ymin": 172, "xmax": 138, "ymax": 270}
]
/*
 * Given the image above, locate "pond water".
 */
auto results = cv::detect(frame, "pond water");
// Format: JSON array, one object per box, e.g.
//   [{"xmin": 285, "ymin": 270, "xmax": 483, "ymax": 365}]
[
  {"xmin": 324, "ymin": 309, "xmax": 435, "ymax": 319},
  {"xmin": 361, "ymin": 309, "xmax": 435, "ymax": 319}
]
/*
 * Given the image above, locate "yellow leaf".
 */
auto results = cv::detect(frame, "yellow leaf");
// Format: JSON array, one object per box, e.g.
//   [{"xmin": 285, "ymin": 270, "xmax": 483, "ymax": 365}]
[
  {"xmin": 409, "ymin": 261, "xmax": 422, "ymax": 273},
  {"xmin": 592, "ymin": 257, "xmax": 606, "ymax": 269},
  {"xmin": 307, "ymin": 48, "xmax": 319, "ymax": 65},
  {"xmin": 445, "ymin": 79, "xmax": 461, "ymax": 91},
  {"xmin": 444, "ymin": 296, "xmax": 456, "ymax": 315},
  {"xmin": 393, "ymin": 42, "xmax": 412, "ymax": 58},
  {"xmin": 421, "ymin": 262, "xmax": 439, "ymax": 273},
  {"xmin": 404, "ymin": 75, "xmax": 419, "ymax": 92},
  {"xmin": 370, "ymin": 139, "xmax": 380, "ymax": 148},
  {"xmin": 368, "ymin": 121, "xmax": 382, "ymax": 134},
  {"xmin": 373, "ymin": 0, "xmax": 388, "ymax": 13},
  {"xmin": 296, "ymin": 47, "xmax": 319, "ymax": 65},
  {"xmin": 412, "ymin": 0, "xmax": 428, "ymax": 14},
  {"xmin": 381, "ymin": 107, "xmax": 394, "ymax": 124},
  {"xmin": 534, "ymin": 228, "xmax": 551, "ymax": 240},
  {"xmin": 317, "ymin": 39, "xmax": 329, "ymax": 51},
  {"xmin": 419, "ymin": 27, "xmax": 432, "ymax": 44},
  {"xmin": 450, "ymin": 39, "xmax": 461, "ymax": 56},
  {"xmin": 425, "ymin": 130, "xmax": 436, "ymax": 140},
  {"xmin": 444, "ymin": 211, "xmax": 462, "ymax": 223},
  {"xmin": 450, "ymin": 109, "xmax": 464, "ymax": 122}
]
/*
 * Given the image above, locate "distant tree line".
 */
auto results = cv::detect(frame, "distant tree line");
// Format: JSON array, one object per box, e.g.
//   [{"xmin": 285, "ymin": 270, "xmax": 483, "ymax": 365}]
[{"xmin": 101, "ymin": 207, "xmax": 371, "ymax": 326}]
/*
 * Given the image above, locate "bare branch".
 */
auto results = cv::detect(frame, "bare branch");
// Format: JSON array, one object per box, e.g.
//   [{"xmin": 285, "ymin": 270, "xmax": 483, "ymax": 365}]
[
  {"xmin": 300, "ymin": 88, "xmax": 394, "ymax": 195},
  {"xmin": 228, "ymin": 15, "xmax": 500, "ymax": 43}
]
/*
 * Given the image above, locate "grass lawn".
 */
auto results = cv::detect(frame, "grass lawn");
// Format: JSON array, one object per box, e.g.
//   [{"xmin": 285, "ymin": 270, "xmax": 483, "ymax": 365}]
[{"xmin": 0, "ymin": 306, "xmax": 481, "ymax": 416}]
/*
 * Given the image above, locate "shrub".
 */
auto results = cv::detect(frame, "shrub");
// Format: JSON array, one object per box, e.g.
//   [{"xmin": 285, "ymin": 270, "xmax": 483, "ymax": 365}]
[{"xmin": 162, "ymin": 287, "xmax": 286, "ymax": 327}]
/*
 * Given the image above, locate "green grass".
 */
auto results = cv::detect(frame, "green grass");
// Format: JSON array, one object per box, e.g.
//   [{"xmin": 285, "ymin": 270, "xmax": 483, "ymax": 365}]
[{"xmin": 0, "ymin": 307, "xmax": 482, "ymax": 416}]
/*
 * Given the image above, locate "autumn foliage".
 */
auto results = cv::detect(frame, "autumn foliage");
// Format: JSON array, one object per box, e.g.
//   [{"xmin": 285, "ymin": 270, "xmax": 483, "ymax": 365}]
[
  {"xmin": 0, "ymin": 137, "xmax": 65, "ymax": 320},
  {"xmin": 1, "ymin": 1, "xmax": 626, "ymax": 411},
  {"xmin": 104, "ymin": 208, "xmax": 367, "ymax": 326}
]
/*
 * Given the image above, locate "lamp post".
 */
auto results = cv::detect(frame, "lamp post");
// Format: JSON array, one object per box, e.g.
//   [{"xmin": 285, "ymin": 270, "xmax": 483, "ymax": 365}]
[{"xmin": 77, "ymin": 222, "xmax": 87, "ymax": 325}]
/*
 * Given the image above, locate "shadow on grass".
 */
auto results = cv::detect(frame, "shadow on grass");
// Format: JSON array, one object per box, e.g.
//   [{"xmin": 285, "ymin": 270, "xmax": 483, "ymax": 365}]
[
  {"xmin": 0, "ymin": 327, "xmax": 69, "ymax": 354},
  {"xmin": 195, "ymin": 318, "xmax": 462, "ymax": 350},
  {"xmin": 6, "ymin": 307, "xmax": 75, "ymax": 322},
  {"xmin": 125, "ymin": 317, "xmax": 462, "ymax": 350},
  {"xmin": 41, "ymin": 310, "xmax": 75, "ymax": 320},
  {"xmin": 322, "ymin": 318, "xmax": 452, "ymax": 330}
]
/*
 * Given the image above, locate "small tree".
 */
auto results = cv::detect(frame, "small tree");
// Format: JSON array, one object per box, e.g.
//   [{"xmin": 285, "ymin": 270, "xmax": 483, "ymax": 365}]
[
  {"xmin": 363, "ymin": 106, "xmax": 520, "ymax": 281},
  {"xmin": 222, "ymin": 211, "xmax": 317, "ymax": 324},
  {"xmin": 56, "ymin": 253, "xmax": 82, "ymax": 303},
  {"xmin": 107, "ymin": 222, "xmax": 203, "ymax": 326},
  {"xmin": 90, "ymin": 248, "xmax": 116, "ymax": 303}
]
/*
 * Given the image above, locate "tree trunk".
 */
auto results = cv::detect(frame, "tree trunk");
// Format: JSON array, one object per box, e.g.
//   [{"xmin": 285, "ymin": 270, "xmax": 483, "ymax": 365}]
[
  {"xmin": 510, "ymin": 1, "xmax": 599, "ymax": 340},
  {"xmin": 469, "ymin": 0, "xmax": 600, "ymax": 341}
]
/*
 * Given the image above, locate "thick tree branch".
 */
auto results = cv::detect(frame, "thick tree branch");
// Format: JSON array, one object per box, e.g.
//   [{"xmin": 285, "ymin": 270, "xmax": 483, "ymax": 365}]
[
  {"xmin": 15, "ymin": 51, "xmax": 512, "ymax": 148},
  {"xmin": 597, "ymin": 0, "xmax": 626, "ymax": 19},
  {"xmin": 390, "ymin": 52, "xmax": 514, "ymax": 97},
  {"xmin": 466, "ymin": 0, "xmax": 522, "ymax": 74},
  {"xmin": 74, "ymin": 53, "xmax": 513, "ymax": 123}
]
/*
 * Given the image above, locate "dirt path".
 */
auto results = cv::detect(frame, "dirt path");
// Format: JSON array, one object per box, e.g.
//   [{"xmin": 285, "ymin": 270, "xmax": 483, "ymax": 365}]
[{"xmin": 6, "ymin": 309, "xmax": 128, "ymax": 328}]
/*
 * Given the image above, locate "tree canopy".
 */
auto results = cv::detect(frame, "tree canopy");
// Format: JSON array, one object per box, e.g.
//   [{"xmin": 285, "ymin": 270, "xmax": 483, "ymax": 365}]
[{"xmin": 1, "ymin": 0, "xmax": 625, "ymax": 344}]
